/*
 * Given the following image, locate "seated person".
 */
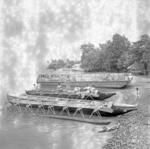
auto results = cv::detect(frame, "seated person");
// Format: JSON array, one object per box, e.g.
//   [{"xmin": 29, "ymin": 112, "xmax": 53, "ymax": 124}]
[
  {"xmin": 83, "ymin": 85, "xmax": 99, "ymax": 97},
  {"xmin": 74, "ymin": 87, "xmax": 81, "ymax": 94},
  {"xmin": 57, "ymin": 83, "xmax": 63, "ymax": 91}
]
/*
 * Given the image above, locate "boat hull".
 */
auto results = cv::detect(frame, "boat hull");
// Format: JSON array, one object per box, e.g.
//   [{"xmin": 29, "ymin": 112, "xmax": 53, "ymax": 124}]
[
  {"xmin": 38, "ymin": 114, "xmax": 111, "ymax": 125},
  {"xmin": 7, "ymin": 94, "xmax": 113, "ymax": 115},
  {"xmin": 38, "ymin": 80, "xmax": 131, "ymax": 90},
  {"xmin": 111, "ymin": 104, "xmax": 137, "ymax": 115}
]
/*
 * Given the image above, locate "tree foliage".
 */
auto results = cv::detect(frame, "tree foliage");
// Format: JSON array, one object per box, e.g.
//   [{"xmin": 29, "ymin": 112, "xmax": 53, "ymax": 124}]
[
  {"xmin": 80, "ymin": 33, "xmax": 150, "ymax": 74},
  {"xmin": 81, "ymin": 34, "xmax": 131, "ymax": 72},
  {"xmin": 81, "ymin": 43, "xmax": 101, "ymax": 71},
  {"xmin": 48, "ymin": 33, "xmax": 150, "ymax": 75},
  {"xmin": 47, "ymin": 59, "xmax": 79, "ymax": 70},
  {"xmin": 131, "ymin": 34, "xmax": 150, "ymax": 74}
]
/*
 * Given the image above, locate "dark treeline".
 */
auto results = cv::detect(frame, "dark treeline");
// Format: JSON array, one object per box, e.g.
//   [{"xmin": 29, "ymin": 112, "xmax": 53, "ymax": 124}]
[
  {"xmin": 81, "ymin": 33, "xmax": 150, "ymax": 74},
  {"xmin": 48, "ymin": 33, "xmax": 150, "ymax": 74},
  {"xmin": 47, "ymin": 59, "xmax": 80, "ymax": 70}
]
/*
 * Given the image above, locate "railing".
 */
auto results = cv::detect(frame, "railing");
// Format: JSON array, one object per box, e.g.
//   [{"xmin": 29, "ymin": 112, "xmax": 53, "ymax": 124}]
[{"xmin": 37, "ymin": 72, "xmax": 132, "ymax": 82}]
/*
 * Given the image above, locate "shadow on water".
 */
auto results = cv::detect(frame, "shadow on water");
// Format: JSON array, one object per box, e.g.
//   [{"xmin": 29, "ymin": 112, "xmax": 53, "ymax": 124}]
[{"xmin": 0, "ymin": 103, "xmax": 112, "ymax": 149}]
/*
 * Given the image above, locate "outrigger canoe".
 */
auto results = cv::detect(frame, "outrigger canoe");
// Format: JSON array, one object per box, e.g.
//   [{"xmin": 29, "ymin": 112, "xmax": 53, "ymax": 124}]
[{"xmin": 7, "ymin": 94, "xmax": 137, "ymax": 117}]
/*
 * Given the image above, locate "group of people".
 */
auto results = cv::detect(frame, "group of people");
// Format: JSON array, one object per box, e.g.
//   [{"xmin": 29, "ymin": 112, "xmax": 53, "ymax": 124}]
[
  {"xmin": 76, "ymin": 86, "xmax": 99, "ymax": 98},
  {"xmin": 56, "ymin": 83, "xmax": 99, "ymax": 98}
]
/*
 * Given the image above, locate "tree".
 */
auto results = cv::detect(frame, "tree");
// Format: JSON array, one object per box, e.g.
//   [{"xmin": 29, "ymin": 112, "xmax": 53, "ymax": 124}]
[
  {"xmin": 80, "ymin": 34, "xmax": 131, "ymax": 72},
  {"xmin": 80, "ymin": 34, "xmax": 132, "ymax": 72},
  {"xmin": 117, "ymin": 51, "xmax": 133, "ymax": 71},
  {"xmin": 131, "ymin": 34, "xmax": 150, "ymax": 75},
  {"xmin": 109, "ymin": 34, "xmax": 130, "ymax": 71},
  {"xmin": 47, "ymin": 59, "xmax": 66, "ymax": 70},
  {"xmin": 65, "ymin": 59, "xmax": 80, "ymax": 68},
  {"xmin": 80, "ymin": 43, "xmax": 101, "ymax": 71},
  {"xmin": 99, "ymin": 41, "xmax": 112, "ymax": 71},
  {"xmin": 99, "ymin": 34, "xmax": 131, "ymax": 72},
  {"xmin": 47, "ymin": 59, "xmax": 79, "ymax": 70}
]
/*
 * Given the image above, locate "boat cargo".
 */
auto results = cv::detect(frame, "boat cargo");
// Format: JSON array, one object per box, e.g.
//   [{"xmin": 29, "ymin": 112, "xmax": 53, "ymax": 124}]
[{"xmin": 25, "ymin": 87, "xmax": 116, "ymax": 101}]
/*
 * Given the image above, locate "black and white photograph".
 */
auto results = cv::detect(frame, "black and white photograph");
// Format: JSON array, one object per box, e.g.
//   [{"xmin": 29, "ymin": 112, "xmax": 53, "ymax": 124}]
[{"xmin": 0, "ymin": 0, "xmax": 150, "ymax": 149}]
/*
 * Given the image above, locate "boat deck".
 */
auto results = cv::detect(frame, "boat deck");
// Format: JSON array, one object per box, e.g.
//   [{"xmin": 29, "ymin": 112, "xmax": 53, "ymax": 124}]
[
  {"xmin": 7, "ymin": 94, "xmax": 137, "ymax": 124},
  {"xmin": 8, "ymin": 94, "xmax": 113, "ymax": 113},
  {"xmin": 7, "ymin": 94, "xmax": 115, "ymax": 125}
]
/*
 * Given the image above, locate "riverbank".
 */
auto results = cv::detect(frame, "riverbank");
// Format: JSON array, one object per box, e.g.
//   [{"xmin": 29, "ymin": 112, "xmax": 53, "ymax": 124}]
[{"xmin": 103, "ymin": 76, "xmax": 150, "ymax": 149}]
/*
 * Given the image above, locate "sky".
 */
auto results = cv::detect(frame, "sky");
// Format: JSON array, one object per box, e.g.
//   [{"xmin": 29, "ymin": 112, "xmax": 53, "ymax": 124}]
[{"xmin": 0, "ymin": 0, "xmax": 150, "ymax": 100}]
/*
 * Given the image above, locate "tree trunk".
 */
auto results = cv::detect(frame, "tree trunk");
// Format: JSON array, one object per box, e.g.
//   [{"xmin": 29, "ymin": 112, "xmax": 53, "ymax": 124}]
[{"xmin": 144, "ymin": 62, "xmax": 148, "ymax": 75}]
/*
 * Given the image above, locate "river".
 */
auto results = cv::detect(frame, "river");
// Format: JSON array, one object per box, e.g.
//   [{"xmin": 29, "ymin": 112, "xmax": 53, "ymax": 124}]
[{"xmin": 0, "ymin": 105, "xmax": 111, "ymax": 149}]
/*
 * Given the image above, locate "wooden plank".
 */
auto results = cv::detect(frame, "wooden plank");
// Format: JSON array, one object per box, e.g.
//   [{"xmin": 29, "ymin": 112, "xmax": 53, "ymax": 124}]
[{"xmin": 38, "ymin": 114, "xmax": 112, "ymax": 125}]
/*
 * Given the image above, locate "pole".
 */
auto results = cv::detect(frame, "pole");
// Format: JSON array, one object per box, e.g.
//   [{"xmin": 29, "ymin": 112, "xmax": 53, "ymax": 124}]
[{"xmin": 136, "ymin": 88, "xmax": 139, "ymax": 100}]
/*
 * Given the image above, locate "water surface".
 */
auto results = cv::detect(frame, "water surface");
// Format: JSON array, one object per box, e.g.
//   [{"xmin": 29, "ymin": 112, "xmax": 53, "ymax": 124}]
[{"xmin": 0, "ymin": 106, "xmax": 111, "ymax": 149}]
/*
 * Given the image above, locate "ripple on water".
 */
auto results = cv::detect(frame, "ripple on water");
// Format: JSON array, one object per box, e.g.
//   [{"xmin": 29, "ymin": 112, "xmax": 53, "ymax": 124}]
[{"xmin": 0, "ymin": 109, "xmax": 112, "ymax": 149}]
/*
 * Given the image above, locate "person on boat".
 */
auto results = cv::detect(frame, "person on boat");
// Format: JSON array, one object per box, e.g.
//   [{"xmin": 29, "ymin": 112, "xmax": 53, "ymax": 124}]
[
  {"xmin": 89, "ymin": 86, "xmax": 99, "ymax": 97},
  {"xmin": 74, "ymin": 87, "xmax": 81, "ymax": 94},
  {"xmin": 127, "ymin": 73, "xmax": 133, "ymax": 81},
  {"xmin": 57, "ymin": 83, "xmax": 63, "ymax": 91},
  {"xmin": 104, "ymin": 73, "xmax": 112, "ymax": 81},
  {"xmin": 33, "ymin": 83, "xmax": 40, "ymax": 90},
  {"xmin": 123, "ymin": 73, "xmax": 131, "ymax": 81},
  {"xmin": 83, "ymin": 86, "xmax": 91, "ymax": 95},
  {"xmin": 83, "ymin": 85, "xmax": 99, "ymax": 97}
]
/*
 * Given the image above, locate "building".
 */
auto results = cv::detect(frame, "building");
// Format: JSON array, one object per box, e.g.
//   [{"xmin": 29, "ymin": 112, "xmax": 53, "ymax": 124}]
[
  {"xmin": 71, "ymin": 64, "xmax": 84, "ymax": 72},
  {"xmin": 127, "ymin": 62, "xmax": 150, "ymax": 75}
]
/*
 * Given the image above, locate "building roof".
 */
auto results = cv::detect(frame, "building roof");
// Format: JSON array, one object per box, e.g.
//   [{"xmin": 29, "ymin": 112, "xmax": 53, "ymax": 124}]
[
  {"xmin": 128, "ymin": 62, "xmax": 144, "ymax": 71},
  {"xmin": 71, "ymin": 64, "xmax": 84, "ymax": 72}
]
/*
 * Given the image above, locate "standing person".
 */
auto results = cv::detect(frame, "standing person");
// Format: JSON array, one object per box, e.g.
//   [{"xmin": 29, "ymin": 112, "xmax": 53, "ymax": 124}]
[{"xmin": 33, "ymin": 83, "xmax": 39, "ymax": 90}]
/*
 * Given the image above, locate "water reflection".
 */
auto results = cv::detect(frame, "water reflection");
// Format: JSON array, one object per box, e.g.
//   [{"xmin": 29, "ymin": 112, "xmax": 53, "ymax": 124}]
[
  {"xmin": 0, "ymin": 112, "xmax": 49, "ymax": 149},
  {"xmin": 0, "ymin": 108, "xmax": 111, "ymax": 149}
]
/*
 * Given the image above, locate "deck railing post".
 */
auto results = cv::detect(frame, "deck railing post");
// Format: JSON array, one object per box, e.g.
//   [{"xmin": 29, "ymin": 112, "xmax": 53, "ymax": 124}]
[
  {"xmin": 29, "ymin": 104, "xmax": 33, "ymax": 113},
  {"xmin": 6, "ymin": 103, "xmax": 12, "ymax": 113},
  {"xmin": 96, "ymin": 110, "xmax": 102, "ymax": 118},
  {"xmin": 17, "ymin": 103, "xmax": 22, "ymax": 112},
  {"xmin": 60, "ymin": 106, "xmax": 71, "ymax": 116},
  {"xmin": 66, "ymin": 107, "xmax": 71, "ymax": 116},
  {"xmin": 24, "ymin": 104, "xmax": 28, "ymax": 112},
  {"xmin": 38, "ymin": 104, "xmax": 44, "ymax": 114},
  {"xmin": 73, "ymin": 108, "xmax": 85, "ymax": 118},
  {"xmin": 73, "ymin": 108, "xmax": 79, "ymax": 117},
  {"xmin": 48, "ymin": 105, "xmax": 56, "ymax": 115},
  {"xmin": 59, "ymin": 106, "xmax": 65, "ymax": 115},
  {"xmin": 14, "ymin": 103, "xmax": 19, "ymax": 113},
  {"xmin": 89, "ymin": 110, "xmax": 94, "ymax": 119},
  {"xmin": 79, "ymin": 109, "xmax": 85, "ymax": 119},
  {"xmin": 89, "ymin": 108, "xmax": 101, "ymax": 119}
]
